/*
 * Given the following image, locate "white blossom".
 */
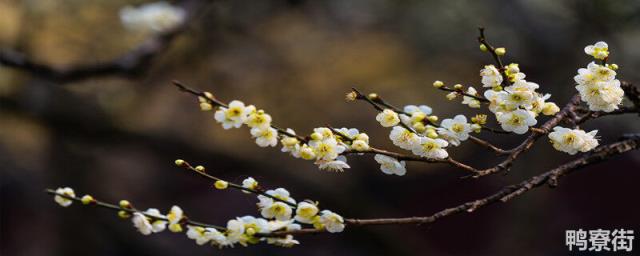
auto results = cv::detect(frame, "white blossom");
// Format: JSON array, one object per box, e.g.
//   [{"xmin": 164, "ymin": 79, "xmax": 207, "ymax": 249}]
[
  {"xmin": 260, "ymin": 201, "xmax": 293, "ymax": 221},
  {"xmin": 266, "ymin": 234, "xmax": 300, "ymax": 247},
  {"xmin": 250, "ymin": 126, "xmax": 278, "ymax": 147},
  {"xmin": 374, "ymin": 154, "xmax": 407, "ymax": 176},
  {"xmin": 295, "ymin": 201, "xmax": 319, "ymax": 224},
  {"xmin": 132, "ymin": 212, "xmax": 154, "ymax": 235},
  {"xmin": 376, "ymin": 109, "xmax": 400, "ymax": 127},
  {"xmin": 412, "ymin": 137, "xmax": 449, "ymax": 159},
  {"xmin": 480, "ymin": 65, "xmax": 503, "ymax": 88},
  {"xmin": 462, "ymin": 87, "xmax": 481, "ymax": 108},
  {"xmin": 242, "ymin": 177, "xmax": 259, "ymax": 192},
  {"xmin": 120, "ymin": 1, "xmax": 186, "ymax": 32},
  {"xmin": 389, "ymin": 126, "xmax": 421, "ymax": 150},
  {"xmin": 403, "ymin": 105, "xmax": 432, "ymax": 115},
  {"xmin": 54, "ymin": 187, "xmax": 75, "ymax": 207},
  {"xmin": 309, "ymin": 137, "xmax": 346, "ymax": 161},
  {"xmin": 437, "ymin": 115, "xmax": 471, "ymax": 146},
  {"xmin": 584, "ymin": 41, "xmax": 609, "ymax": 60},
  {"xmin": 318, "ymin": 210, "xmax": 345, "ymax": 233},
  {"xmin": 316, "ymin": 156, "xmax": 350, "ymax": 172},
  {"xmin": 496, "ymin": 109, "xmax": 537, "ymax": 134},
  {"xmin": 214, "ymin": 100, "xmax": 252, "ymax": 129},
  {"xmin": 167, "ymin": 205, "xmax": 183, "ymax": 232},
  {"xmin": 245, "ymin": 110, "xmax": 272, "ymax": 129},
  {"xmin": 548, "ymin": 126, "xmax": 599, "ymax": 155}
]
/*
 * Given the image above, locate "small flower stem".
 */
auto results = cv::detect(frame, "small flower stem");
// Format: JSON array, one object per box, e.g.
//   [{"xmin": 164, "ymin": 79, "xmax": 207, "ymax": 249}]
[
  {"xmin": 477, "ymin": 27, "xmax": 509, "ymax": 86},
  {"xmin": 45, "ymin": 189, "xmax": 226, "ymax": 230},
  {"xmin": 177, "ymin": 160, "xmax": 298, "ymax": 208},
  {"xmin": 172, "ymin": 80, "xmax": 307, "ymax": 142},
  {"xmin": 437, "ymin": 86, "xmax": 490, "ymax": 103}
]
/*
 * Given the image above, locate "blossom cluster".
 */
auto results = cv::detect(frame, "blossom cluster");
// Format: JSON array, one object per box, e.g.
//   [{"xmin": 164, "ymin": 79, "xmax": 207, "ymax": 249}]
[
  {"xmin": 548, "ymin": 127, "xmax": 599, "ymax": 155},
  {"xmin": 479, "ymin": 63, "xmax": 560, "ymax": 134},
  {"xmin": 120, "ymin": 1, "xmax": 186, "ymax": 32},
  {"xmin": 208, "ymin": 97, "xmax": 371, "ymax": 172},
  {"xmin": 52, "ymin": 179, "xmax": 345, "ymax": 249},
  {"xmin": 575, "ymin": 42, "xmax": 624, "ymax": 112}
]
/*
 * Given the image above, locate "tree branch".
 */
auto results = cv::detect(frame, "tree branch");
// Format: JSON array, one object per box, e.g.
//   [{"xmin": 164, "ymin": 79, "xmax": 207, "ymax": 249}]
[
  {"xmin": 272, "ymin": 135, "xmax": 640, "ymax": 236},
  {"xmin": 0, "ymin": 0, "xmax": 204, "ymax": 83}
]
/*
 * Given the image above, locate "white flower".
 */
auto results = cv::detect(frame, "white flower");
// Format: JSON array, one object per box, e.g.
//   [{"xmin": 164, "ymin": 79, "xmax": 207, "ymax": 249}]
[
  {"xmin": 496, "ymin": 109, "xmax": 537, "ymax": 134},
  {"xmin": 548, "ymin": 126, "xmax": 599, "ymax": 155},
  {"xmin": 280, "ymin": 128, "xmax": 300, "ymax": 153},
  {"xmin": 242, "ymin": 177, "xmax": 258, "ymax": 192},
  {"xmin": 335, "ymin": 127, "xmax": 360, "ymax": 140},
  {"xmin": 258, "ymin": 188, "xmax": 296, "ymax": 208},
  {"xmin": 412, "ymin": 137, "xmax": 449, "ymax": 159},
  {"xmin": 225, "ymin": 218, "xmax": 246, "ymax": 244},
  {"xmin": 351, "ymin": 139, "xmax": 370, "ymax": 151},
  {"xmin": 54, "ymin": 187, "xmax": 75, "ymax": 207},
  {"xmin": 186, "ymin": 226, "xmax": 224, "ymax": 246},
  {"xmin": 167, "ymin": 205, "xmax": 183, "ymax": 232},
  {"xmin": 260, "ymin": 201, "xmax": 293, "ymax": 221},
  {"xmin": 132, "ymin": 212, "xmax": 154, "ymax": 235},
  {"xmin": 403, "ymin": 105, "xmax": 432, "ymax": 115},
  {"xmin": 250, "ymin": 126, "xmax": 278, "ymax": 147},
  {"xmin": 484, "ymin": 89, "xmax": 509, "ymax": 113},
  {"xmin": 120, "ymin": 1, "xmax": 186, "ymax": 32},
  {"xmin": 376, "ymin": 109, "xmax": 400, "ymax": 127},
  {"xmin": 295, "ymin": 144, "xmax": 316, "ymax": 160},
  {"xmin": 318, "ymin": 210, "xmax": 345, "ymax": 233},
  {"xmin": 574, "ymin": 62, "xmax": 623, "ymax": 112},
  {"xmin": 266, "ymin": 234, "xmax": 300, "ymax": 247},
  {"xmin": 214, "ymin": 100, "xmax": 252, "ymax": 129},
  {"xmin": 374, "ymin": 154, "xmax": 406, "ymax": 176},
  {"xmin": 309, "ymin": 137, "xmax": 346, "ymax": 161},
  {"xmin": 143, "ymin": 208, "xmax": 167, "ymax": 233},
  {"xmin": 584, "ymin": 41, "xmax": 609, "ymax": 60},
  {"xmin": 502, "ymin": 80, "xmax": 538, "ymax": 109},
  {"xmin": 462, "ymin": 87, "xmax": 481, "ymax": 108},
  {"xmin": 316, "ymin": 156, "xmax": 350, "ymax": 172},
  {"xmin": 480, "ymin": 65, "xmax": 503, "ymax": 88},
  {"xmin": 295, "ymin": 201, "xmax": 319, "ymax": 224},
  {"xmin": 437, "ymin": 115, "xmax": 471, "ymax": 146},
  {"xmin": 576, "ymin": 80, "xmax": 624, "ymax": 112},
  {"xmin": 245, "ymin": 110, "xmax": 272, "ymax": 129},
  {"xmin": 389, "ymin": 126, "xmax": 421, "ymax": 150},
  {"xmin": 238, "ymin": 216, "xmax": 270, "ymax": 235}
]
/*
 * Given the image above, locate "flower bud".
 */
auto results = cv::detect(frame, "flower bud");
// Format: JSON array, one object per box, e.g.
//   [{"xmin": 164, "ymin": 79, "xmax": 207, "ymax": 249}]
[
  {"xmin": 542, "ymin": 102, "xmax": 560, "ymax": 115},
  {"xmin": 214, "ymin": 180, "xmax": 228, "ymax": 190},
  {"xmin": 119, "ymin": 200, "xmax": 131, "ymax": 209},
  {"xmin": 367, "ymin": 93, "xmax": 379, "ymax": 101},
  {"xmin": 471, "ymin": 124, "xmax": 482, "ymax": 133},
  {"xmin": 479, "ymin": 44, "xmax": 488, "ymax": 52},
  {"xmin": 433, "ymin": 80, "xmax": 444, "ymax": 88},
  {"xmin": 427, "ymin": 115, "xmax": 438, "ymax": 123},
  {"xmin": 195, "ymin": 165, "xmax": 205, "ymax": 172},
  {"xmin": 426, "ymin": 130, "xmax": 438, "ymax": 139},
  {"xmin": 453, "ymin": 84, "xmax": 463, "ymax": 90},
  {"xmin": 310, "ymin": 132, "xmax": 323, "ymax": 141},
  {"xmin": 81, "ymin": 195, "xmax": 95, "ymax": 205},
  {"xmin": 199, "ymin": 102, "xmax": 212, "ymax": 111},
  {"xmin": 345, "ymin": 91, "xmax": 358, "ymax": 101},
  {"xmin": 174, "ymin": 159, "xmax": 185, "ymax": 166},
  {"xmin": 495, "ymin": 47, "xmax": 506, "ymax": 56},
  {"xmin": 118, "ymin": 210, "xmax": 131, "ymax": 219},
  {"xmin": 446, "ymin": 92, "xmax": 457, "ymax": 100}
]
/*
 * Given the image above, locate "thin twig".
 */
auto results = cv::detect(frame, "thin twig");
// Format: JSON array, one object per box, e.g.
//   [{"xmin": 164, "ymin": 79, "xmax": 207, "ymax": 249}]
[
  {"xmin": 177, "ymin": 160, "xmax": 298, "ymax": 207},
  {"xmin": 45, "ymin": 189, "xmax": 226, "ymax": 230}
]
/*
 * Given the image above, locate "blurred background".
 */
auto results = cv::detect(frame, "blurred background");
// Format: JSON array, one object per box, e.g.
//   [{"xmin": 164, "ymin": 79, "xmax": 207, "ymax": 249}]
[{"xmin": 1, "ymin": 0, "xmax": 639, "ymax": 255}]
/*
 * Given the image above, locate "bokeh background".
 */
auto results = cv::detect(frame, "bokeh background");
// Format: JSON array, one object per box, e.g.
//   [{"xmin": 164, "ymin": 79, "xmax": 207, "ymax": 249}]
[{"xmin": 1, "ymin": 0, "xmax": 640, "ymax": 255}]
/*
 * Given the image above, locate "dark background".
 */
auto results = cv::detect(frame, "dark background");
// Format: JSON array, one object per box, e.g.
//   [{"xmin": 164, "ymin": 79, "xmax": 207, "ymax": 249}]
[{"xmin": 1, "ymin": 0, "xmax": 639, "ymax": 255}]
